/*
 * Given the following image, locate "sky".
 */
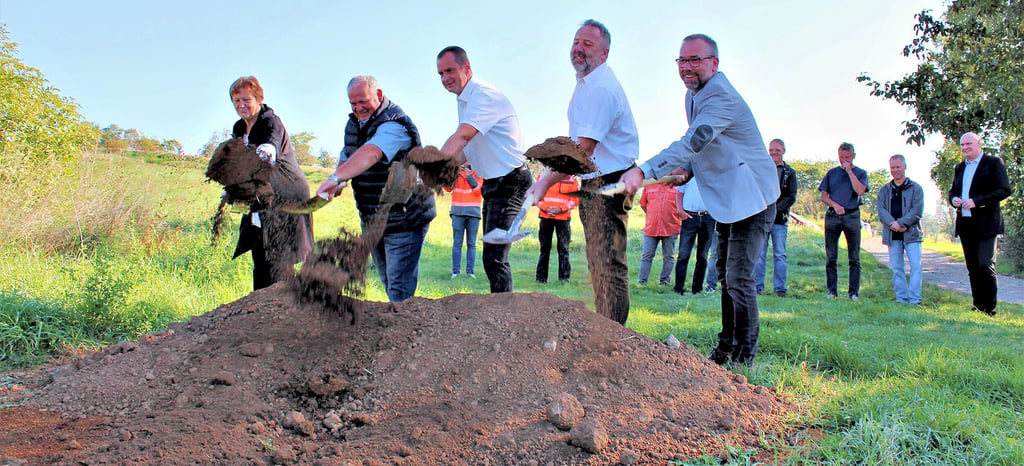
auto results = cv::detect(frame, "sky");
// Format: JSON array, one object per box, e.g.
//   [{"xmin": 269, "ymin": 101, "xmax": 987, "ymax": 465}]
[{"xmin": 2, "ymin": 0, "xmax": 949, "ymax": 207}]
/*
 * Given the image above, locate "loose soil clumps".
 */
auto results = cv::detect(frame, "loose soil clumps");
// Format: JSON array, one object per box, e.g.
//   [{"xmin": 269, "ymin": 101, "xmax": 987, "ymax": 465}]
[
  {"xmin": 3, "ymin": 289, "xmax": 793, "ymax": 465},
  {"xmin": 525, "ymin": 136, "xmax": 596, "ymax": 175},
  {"xmin": 407, "ymin": 146, "xmax": 461, "ymax": 190}
]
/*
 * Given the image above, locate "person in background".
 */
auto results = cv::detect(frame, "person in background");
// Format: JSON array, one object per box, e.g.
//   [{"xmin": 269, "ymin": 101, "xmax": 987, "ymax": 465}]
[
  {"xmin": 227, "ymin": 76, "xmax": 313, "ymax": 291},
  {"xmin": 949, "ymin": 132, "xmax": 1011, "ymax": 316},
  {"xmin": 445, "ymin": 166, "xmax": 483, "ymax": 279},
  {"xmin": 819, "ymin": 142, "xmax": 868, "ymax": 301},
  {"xmin": 637, "ymin": 182, "xmax": 682, "ymax": 286},
  {"xmin": 535, "ymin": 174, "xmax": 580, "ymax": 283},
  {"xmin": 877, "ymin": 154, "xmax": 925, "ymax": 305},
  {"xmin": 437, "ymin": 45, "xmax": 532, "ymax": 293},
  {"xmin": 673, "ymin": 179, "xmax": 716, "ymax": 295},
  {"xmin": 317, "ymin": 75, "xmax": 436, "ymax": 302},
  {"xmin": 754, "ymin": 138, "xmax": 798, "ymax": 297}
]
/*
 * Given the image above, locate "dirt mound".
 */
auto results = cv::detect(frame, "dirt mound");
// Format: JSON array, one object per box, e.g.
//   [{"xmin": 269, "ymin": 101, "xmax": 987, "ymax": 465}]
[
  {"xmin": 407, "ymin": 146, "xmax": 460, "ymax": 190},
  {"xmin": 525, "ymin": 136, "xmax": 596, "ymax": 175},
  {"xmin": 3, "ymin": 290, "xmax": 792, "ymax": 465}
]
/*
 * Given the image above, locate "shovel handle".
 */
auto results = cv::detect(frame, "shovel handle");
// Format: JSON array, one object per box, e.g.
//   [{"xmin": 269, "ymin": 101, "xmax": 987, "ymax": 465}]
[
  {"xmin": 598, "ymin": 176, "xmax": 679, "ymax": 196},
  {"xmin": 507, "ymin": 192, "xmax": 537, "ymax": 235}
]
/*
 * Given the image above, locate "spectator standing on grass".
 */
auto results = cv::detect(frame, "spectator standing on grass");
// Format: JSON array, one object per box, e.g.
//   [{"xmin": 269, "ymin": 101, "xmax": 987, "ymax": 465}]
[
  {"xmin": 227, "ymin": 76, "xmax": 314, "ymax": 291},
  {"xmin": 317, "ymin": 75, "xmax": 436, "ymax": 302},
  {"xmin": 437, "ymin": 46, "xmax": 532, "ymax": 294},
  {"xmin": 819, "ymin": 142, "xmax": 868, "ymax": 301},
  {"xmin": 526, "ymin": 19, "xmax": 640, "ymax": 325},
  {"xmin": 673, "ymin": 179, "xmax": 716, "ymax": 295},
  {"xmin": 444, "ymin": 166, "xmax": 483, "ymax": 279},
  {"xmin": 617, "ymin": 34, "xmax": 779, "ymax": 367},
  {"xmin": 754, "ymin": 138, "xmax": 798, "ymax": 297},
  {"xmin": 535, "ymin": 174, "xmax": 580, "ymax": 283},
  {"xmin": 877, "ymin": 154, "xmax": 925, "ymax": 305},
  {"xmin": 638, "ymin": 183, "xmax": 682, "ymax": 286},
  {"xmin": 949, "ymin": 132, "xmax": 1011, "ymax": 316}
]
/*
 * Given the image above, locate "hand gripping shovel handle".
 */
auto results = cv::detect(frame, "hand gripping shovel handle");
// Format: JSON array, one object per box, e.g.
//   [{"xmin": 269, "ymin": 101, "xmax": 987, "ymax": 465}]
[{"xmin": 598, "ymin": 176, "xmax": 680, "ymax": 196}]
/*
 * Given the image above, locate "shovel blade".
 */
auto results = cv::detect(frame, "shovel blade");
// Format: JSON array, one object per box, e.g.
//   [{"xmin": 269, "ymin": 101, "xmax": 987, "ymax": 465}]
[{"xmin": 482, "ymin": 228, "xmax": 533, "ymax": 245}]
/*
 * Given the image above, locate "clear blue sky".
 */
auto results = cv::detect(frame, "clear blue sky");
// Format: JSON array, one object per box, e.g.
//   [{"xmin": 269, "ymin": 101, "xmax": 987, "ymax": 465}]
[{"xmin": 2, "ymin": 0, "xmax": 947, "ymax": 205}]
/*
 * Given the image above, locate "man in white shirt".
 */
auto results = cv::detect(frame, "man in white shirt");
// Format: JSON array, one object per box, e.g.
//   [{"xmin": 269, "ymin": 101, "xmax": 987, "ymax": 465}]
[
  {"xmin": 528, "ymin": 19, "xmax": 639, "ymax": 325},
  {"xmin": 437, "ymin": 46, "xmax": 532, "ymax": 293}
]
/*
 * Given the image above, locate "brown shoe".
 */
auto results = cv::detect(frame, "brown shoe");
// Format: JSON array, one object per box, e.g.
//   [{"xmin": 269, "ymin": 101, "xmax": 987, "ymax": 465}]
[{"xmin": 707, "ymin": 347, "xmax": 731, "ymax": 366}]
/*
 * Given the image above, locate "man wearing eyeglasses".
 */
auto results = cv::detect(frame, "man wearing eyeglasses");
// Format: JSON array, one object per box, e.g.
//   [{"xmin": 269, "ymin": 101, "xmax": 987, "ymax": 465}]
[
  {"xmin": 527, "ymin": 19, "xmax": 639, "ymax": 326},
  {"xmin": 617, "ymin": 34, "xmax": 779, "ymax": 367}
]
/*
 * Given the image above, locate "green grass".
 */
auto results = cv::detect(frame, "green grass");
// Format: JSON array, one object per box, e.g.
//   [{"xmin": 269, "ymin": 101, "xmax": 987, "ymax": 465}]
[
  {"xmin": 922, "ymin": 237, "xmax": 1021, "ymax": 278},
  {"xmin": 2, "ymin": 152, "xmax": 1023, "ymax": 463}
]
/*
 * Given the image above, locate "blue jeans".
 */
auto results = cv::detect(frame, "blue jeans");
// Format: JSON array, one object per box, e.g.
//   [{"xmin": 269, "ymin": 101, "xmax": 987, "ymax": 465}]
[
  {"xmin": 754, "ymin": 223, "xmax": 789, "ymax": 293},
  {"xmin": 674, "ymin": 213, "xmax": 716, "ymax": 294},
  {"xmin": 706, "ymin": 233, "xmax": 719, "ymax": 290},
  {"xmin": 638, "ymin": 234, "xmax": 678, "ymax": 285},
  {"xmin": 451, "ymin": 215, "xmax": 479, "ymax": 274},
  {"xmin": 824, "ymin": 209, "xmax": 862, "ymax": 296},
  {"xmin": 370, "ymin": 225, "xmax": 429, "ymax": 302},
  {"xmin": 715, "ymin": 204, "xmax": 774, "ymax": 364},
  {"xmin": 888, "ymin": 239, "xmax": 922, "ymax": 304}
]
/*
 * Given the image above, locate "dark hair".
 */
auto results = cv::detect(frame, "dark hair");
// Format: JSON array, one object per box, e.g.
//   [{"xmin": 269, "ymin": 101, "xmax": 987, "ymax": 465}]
[
  {"xmin": 581, "ymin": 19, "xmax": 611, "ymax": 48},
  {"xmin": 838, "ymin": 142, "xmax": 855, "ymax": 153},
  {"xmin": 683, "ymin": 34, "xmax": 718, "ymax": 57},
  {"xmin": 229, "ymin": 76, "xmax": 263, "ymax": 101},
  {"xmin": 437, "ymin": 46, "xmax": 469, "ymax": 65},
  {"xmin": 770, "ymin": 138, "xmax": 786, "ymax": 151}
]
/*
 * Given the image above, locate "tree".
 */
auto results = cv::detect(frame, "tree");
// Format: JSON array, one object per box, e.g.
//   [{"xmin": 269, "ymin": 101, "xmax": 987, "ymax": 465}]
[
  {"xmin": 858, "ymin": 1, "xmax": 1023, "ymax": 271},
  {"xmin": 198, "ymin": 129, "xmax": 231, "ymax": 158},
  {"xmin": 161, "ymin": 139, "xmax": 183, "ymax": 155},
  {"xmin": 0, "ymin": 24, "xmax": 97, "ymax": 196},
  {"xmin": 289, "ymin": 131, "xmax": 317, "ymax": 166},
  {"xmin": 317, "ymin": 147, "xmax": 336, "ymax": 168}
]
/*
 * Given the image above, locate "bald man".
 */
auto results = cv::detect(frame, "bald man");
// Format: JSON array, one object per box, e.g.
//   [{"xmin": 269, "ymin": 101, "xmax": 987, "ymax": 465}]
[{"xmin": 949, "ymin": 132, "xmax": 1011, "ymax": 315}]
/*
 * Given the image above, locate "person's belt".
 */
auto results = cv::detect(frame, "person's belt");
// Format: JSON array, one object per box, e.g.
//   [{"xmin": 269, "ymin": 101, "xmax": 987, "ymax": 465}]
[
  {"xmin": 686, "ymin": 210, "xmax": 709, "ymax": 216},
  {"xmin": 827, "ymin": 207, "xmax": 860, "ymax": 216}
]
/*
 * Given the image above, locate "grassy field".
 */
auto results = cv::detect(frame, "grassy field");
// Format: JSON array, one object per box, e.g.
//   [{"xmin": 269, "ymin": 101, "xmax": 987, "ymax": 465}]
[{"xmin": 2, "ymin": 153, "xmax": 1022, "ymax": 464}]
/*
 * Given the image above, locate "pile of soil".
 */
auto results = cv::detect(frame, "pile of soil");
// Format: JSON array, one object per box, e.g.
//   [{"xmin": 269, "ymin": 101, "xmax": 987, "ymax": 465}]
[
  {"xmin": 1, "ymin": 289, "xmax": 793, "ymax": 465},
  {"xmin": 407, "ymin": 146, "xmax": 460, "ymax": 191},
  {"xmin": 525, "ymin": 137, "xmax": 595, "ymax": 175}
]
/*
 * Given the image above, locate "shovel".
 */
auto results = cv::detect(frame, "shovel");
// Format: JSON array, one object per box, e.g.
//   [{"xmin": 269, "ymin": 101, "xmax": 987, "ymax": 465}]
[
  {"xmin": 481, "ymin": 192, "xmax": 538, "ymax": 244},
  {"xmin": 380, "ymin": 159, "xmax": 417, "ymax": 205},
  {"xmin": 595, "ymin": 175, "xmax": 682, "ymax": 196},
  {"xmin": 281, "ymin": 181, "xmax": 348, "ymax": 214}
]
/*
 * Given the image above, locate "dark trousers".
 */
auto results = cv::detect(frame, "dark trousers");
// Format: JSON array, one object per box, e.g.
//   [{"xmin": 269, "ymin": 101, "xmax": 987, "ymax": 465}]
[
  {"xmin": 824, "ymin": 209, "xmax": 862, "ymax": 296},
  {"xmin": 715, "ymin": 204, "xmax": 774, "ymax": 363},
  {"xmin": 536, "ymin": 217, "xmax": 571, "ymax": 282},
  {"xmin": 579, "ymin": 171, "xmax": 631, "ymax": 325},
  {"xmin": 960, "ymin": 230, "xmax": 999, "ymax": 312},
  {"xmin": 481, "ymin": 165, "xmax": 532, "ymax": 293},
  {"xmin": 674, "ymin": 213, "xmax": 716, "ymax": 294}
]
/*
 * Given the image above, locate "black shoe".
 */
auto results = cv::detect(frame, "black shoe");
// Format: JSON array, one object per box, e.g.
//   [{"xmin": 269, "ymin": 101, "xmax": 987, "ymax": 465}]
[
  {"xmin": 707, "ymin": 347, "xmax": 731, "ymax": 366},
  {"xmin": 775, "ymin": 291, "xmax": 787, "ymax": 297},
  {"xmin": 673, "ymin": 288, "xmax": 687, "ymax": 296},
  {"xmin": 972, "ymin": 306, "xmax": 996, "ymax": 316}
]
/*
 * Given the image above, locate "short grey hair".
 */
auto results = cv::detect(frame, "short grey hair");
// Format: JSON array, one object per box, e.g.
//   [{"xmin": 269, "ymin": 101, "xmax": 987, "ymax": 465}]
[
  {"xmin": 838, "ymin": 141, "xmax": 855, "ymax": 154},
  {"xmin": 683, "ymin": 33, "xmax": 718, "ymax": 57},
  {"xmin": 769, "ymin": 138, "xmax": 786, "ymax": 151},
  {"xmin": 889, "ymin": 154, "xmax": 906, "ymax": 164},
  {"xmin": 960, "ymin": 132, "xmax": 981, "ymax": 144},
  {"xmin": 581, "ymin": 19, "xmax": 611, "ymax": 49},
  {"xmin": 347, "ymin": 75, "xmax": 379, "ymax": 94}
]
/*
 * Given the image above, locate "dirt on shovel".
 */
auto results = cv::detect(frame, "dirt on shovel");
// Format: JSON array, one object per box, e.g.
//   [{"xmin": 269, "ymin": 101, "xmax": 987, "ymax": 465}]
[
  {"xmin": 525, "ymin": 136, "xmax": 596, "ymax": 175},
  {"xmin": 407, "ymin": 145, "xmax": 461, "ymax": 191}
]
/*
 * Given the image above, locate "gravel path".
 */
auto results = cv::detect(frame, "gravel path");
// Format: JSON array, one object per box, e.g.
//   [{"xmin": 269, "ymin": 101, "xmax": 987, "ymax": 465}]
[{"xmin": 862, "ymin": 236, "xmax": 1024, "ymax": 305}]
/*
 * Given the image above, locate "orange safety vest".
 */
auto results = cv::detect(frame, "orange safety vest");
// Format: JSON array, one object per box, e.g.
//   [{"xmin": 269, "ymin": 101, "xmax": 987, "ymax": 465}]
[{"xmin": 537, "ymin": 176, "xmax": 580, "ymax": 220}]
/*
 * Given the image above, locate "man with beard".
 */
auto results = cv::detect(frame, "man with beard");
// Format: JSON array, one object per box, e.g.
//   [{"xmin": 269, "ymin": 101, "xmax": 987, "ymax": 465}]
[
  {"xmin": 527, "ymin": 19, "xmax": 640, "ymax": 325},
  {"xmin": 617, "ymin": 34, "xmax": 779, "ymax": 367}
]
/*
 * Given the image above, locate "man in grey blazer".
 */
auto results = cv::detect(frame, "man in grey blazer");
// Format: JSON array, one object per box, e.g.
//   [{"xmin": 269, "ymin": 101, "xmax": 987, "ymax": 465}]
[{"xmin": 619, "ymin": 33, "xmax": 779, "ymax": 367}]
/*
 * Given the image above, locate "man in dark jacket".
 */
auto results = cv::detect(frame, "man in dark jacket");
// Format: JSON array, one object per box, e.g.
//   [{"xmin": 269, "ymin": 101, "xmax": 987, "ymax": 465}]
[
  {"xmin": 317, "ymin": 75, "xmax": 436, "ymax": 302},
  {"xmin": 949, "ymin": 132, "xmax": 1011, "ymax": 315},
  {"xmin": 754, "ymin": 138, "xmax": 798, "ymax": 297}
]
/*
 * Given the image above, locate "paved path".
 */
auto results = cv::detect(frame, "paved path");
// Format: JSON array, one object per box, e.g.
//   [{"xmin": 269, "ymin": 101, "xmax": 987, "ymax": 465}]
[{"xmin": 861, "ymin": 236, "xmax": 1024, "ymax": 305}]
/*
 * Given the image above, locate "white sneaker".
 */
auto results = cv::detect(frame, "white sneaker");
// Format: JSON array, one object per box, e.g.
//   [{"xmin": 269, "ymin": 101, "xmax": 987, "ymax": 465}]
[{"xmin": 451, "ymin": 273, "xmax": 459, "ymax": 279}]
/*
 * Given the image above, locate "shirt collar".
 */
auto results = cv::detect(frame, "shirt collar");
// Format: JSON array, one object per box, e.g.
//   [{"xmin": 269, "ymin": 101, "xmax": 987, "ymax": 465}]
[
  {"xmin": 457, "ymin": 77, "xmax": 481, "ymax": 104},
  {"xmin": 576, "ymin": 63, "xmax": 609, "ymax": 85}
]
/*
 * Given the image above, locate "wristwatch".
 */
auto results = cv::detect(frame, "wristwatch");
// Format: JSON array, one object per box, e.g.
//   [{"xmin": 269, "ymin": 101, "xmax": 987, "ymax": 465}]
[{"xmin": 328, "ymin": 173, "xmax": 342, "ymax": 184}]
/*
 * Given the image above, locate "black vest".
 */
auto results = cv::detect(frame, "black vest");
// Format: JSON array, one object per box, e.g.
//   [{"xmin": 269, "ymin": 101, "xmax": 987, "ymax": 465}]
[{"xmin": 343, "ymin": 98, "xmax": 435, "ymax": 233}]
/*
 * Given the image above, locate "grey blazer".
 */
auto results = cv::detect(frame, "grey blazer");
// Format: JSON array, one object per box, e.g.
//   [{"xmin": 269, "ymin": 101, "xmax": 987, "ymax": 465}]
[{"xmin": 639, "ymin": 72, "xmax": 779, "ymax": 224}]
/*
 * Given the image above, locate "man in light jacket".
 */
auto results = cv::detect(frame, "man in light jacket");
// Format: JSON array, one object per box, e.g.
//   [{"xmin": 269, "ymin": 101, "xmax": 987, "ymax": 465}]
[{"xmin": 877, "ymin": 154, "xmax": 925, "ymax": 305}]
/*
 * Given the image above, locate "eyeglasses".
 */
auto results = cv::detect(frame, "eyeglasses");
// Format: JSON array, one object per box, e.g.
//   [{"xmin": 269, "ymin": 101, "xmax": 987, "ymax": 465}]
[{"xmin": 675, "ymin": 56, "xmax": 715, "ymax": 67}]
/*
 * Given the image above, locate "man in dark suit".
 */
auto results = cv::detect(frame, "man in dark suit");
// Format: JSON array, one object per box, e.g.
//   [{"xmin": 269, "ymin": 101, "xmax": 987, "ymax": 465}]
[
  {"xmin": 618, "ymin": 33, "xmax": 780, "ymax": 367},
  {"xmin": 949, "ymin": 132, "xmax": 1011, "ymax": 315}
]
